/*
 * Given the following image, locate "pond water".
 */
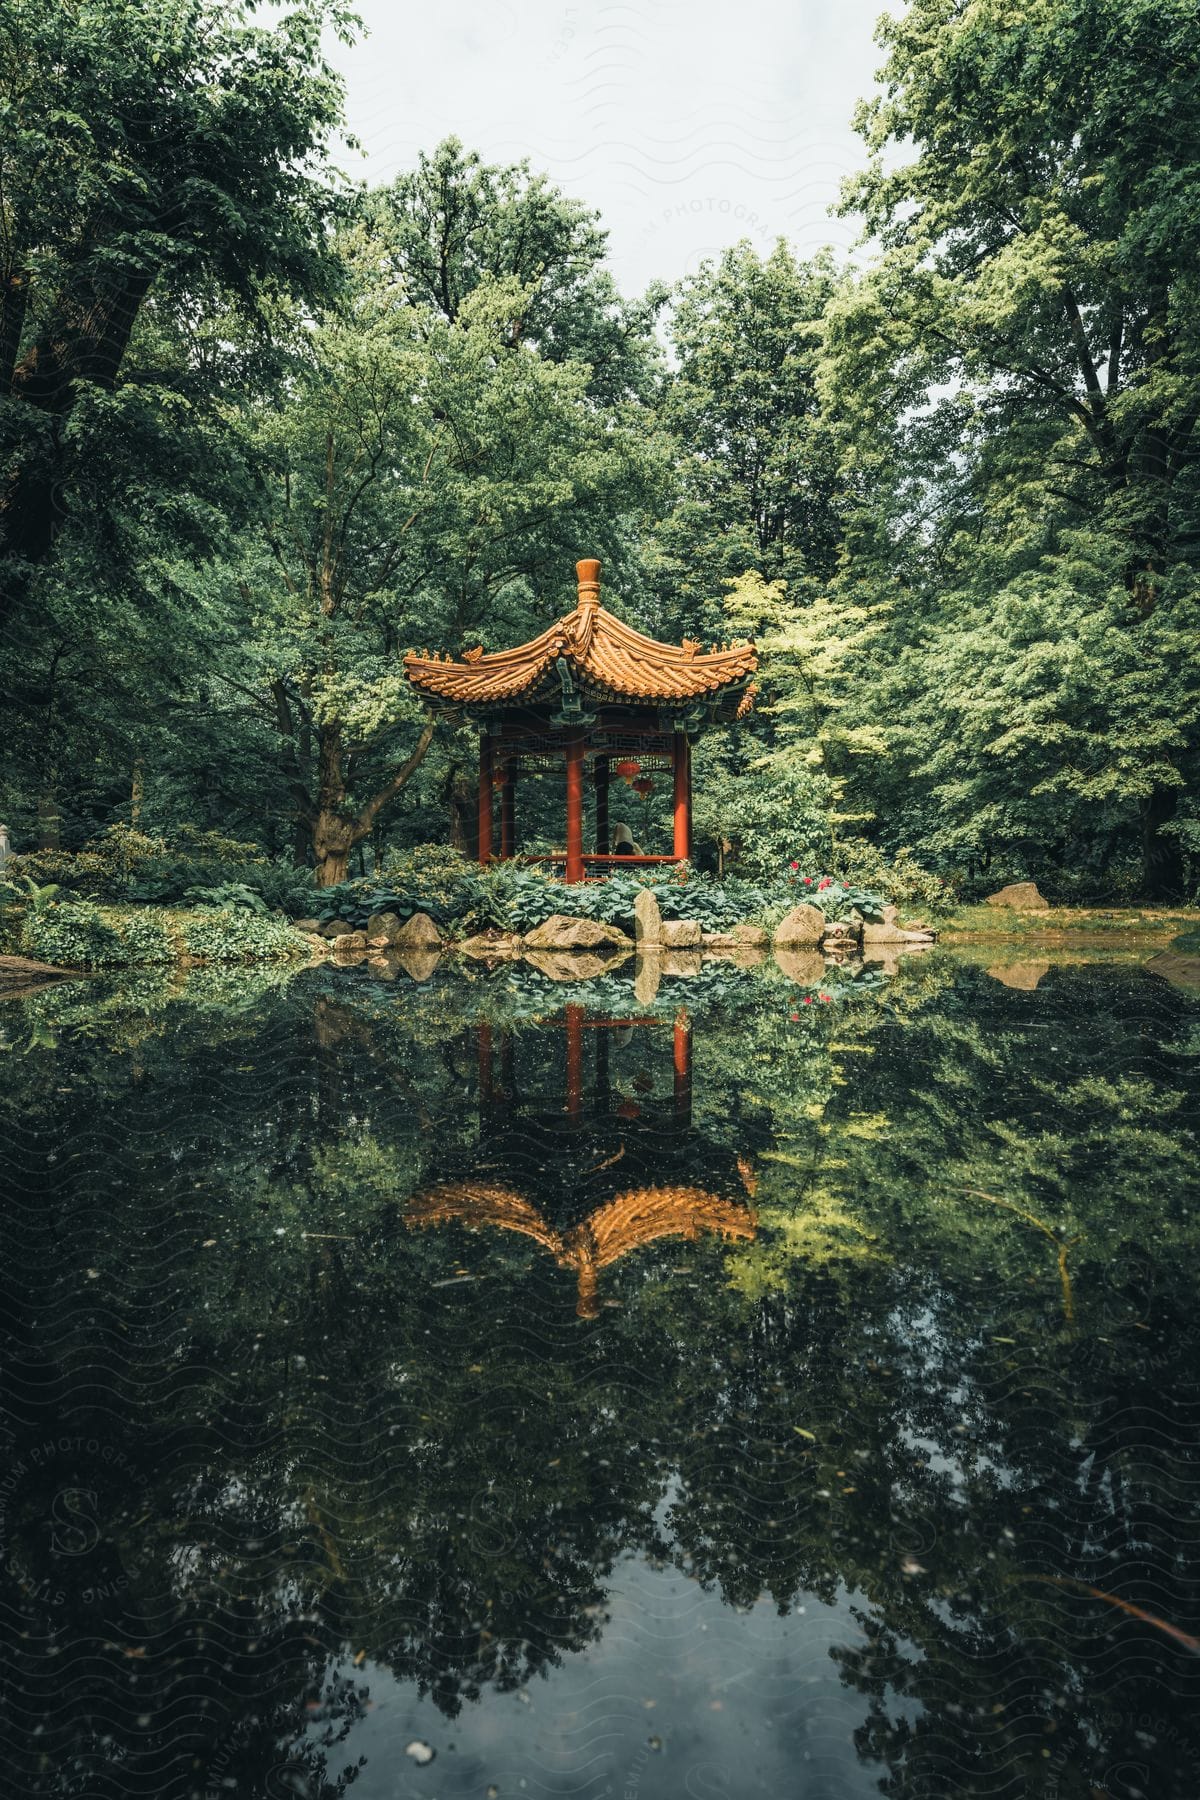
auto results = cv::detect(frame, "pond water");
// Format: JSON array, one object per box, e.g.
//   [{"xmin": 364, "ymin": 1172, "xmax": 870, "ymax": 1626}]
[{"xmin": 2, "ymin": 945, "xmax": 1199, "ymax": 1799}]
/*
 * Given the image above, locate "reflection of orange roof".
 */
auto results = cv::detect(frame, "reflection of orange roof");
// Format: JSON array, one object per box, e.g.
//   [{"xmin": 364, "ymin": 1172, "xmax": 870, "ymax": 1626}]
[
  {"xmin": 407, "ymin": 1180, "xmax": 756, "ymax": 1317},
  {"xmin": 404, "ymin": 560, "xmax": 756, "ymax": 711}
]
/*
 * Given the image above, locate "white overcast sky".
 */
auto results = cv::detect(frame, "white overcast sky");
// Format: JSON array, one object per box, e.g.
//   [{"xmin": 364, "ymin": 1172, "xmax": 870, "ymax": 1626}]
[{"xmin": 325, "ymin": 0, "xmax": 889, "ymax": 297}]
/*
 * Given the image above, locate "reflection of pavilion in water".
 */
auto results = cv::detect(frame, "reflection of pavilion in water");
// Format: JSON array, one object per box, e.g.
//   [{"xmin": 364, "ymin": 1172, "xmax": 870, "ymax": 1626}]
[{"xmin": 406, "ymin": 1005, "xmax": 757, "ymax": 1316}]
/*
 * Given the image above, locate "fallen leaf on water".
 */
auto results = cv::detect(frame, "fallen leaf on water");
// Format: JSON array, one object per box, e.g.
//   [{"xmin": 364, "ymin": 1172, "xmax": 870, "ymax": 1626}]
[
  {"xmin": 353, "ymin": 1649, "xmax": 366, "ymax": 1667},
  {"xmin": 405, "ymin": 1740, "xmax": 435, "ymax": 1765},
  {"xmin": 793, "ymin": 1427, "xmax": 817, "ymax": 1441}
]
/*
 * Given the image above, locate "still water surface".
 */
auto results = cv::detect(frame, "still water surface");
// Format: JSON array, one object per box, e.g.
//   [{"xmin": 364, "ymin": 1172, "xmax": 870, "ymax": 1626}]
[{"xmin": 2, "ymin": 947, "xmax": 1199, "ymax": 1798}]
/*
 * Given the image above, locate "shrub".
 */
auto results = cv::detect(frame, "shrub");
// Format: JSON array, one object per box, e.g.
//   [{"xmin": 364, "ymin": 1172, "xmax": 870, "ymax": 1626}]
[
  {"xmin": 128, "ymin": 857, "xmax": 315, "ymax": 913},
  {"xmin": 12, "ymin": 824, "xmax": 317, "ymax": 915},
  {"xmin": 109, "ymin": 909, "xmax": 176, "ymax": 964},
  {"xmin": 10, "ymin": 848, "xmax": 116, "ymax": 898},
  {"xmin": 172, "ymin": 825, "xmax": 267, "ymax": 863},
  {"xmin": 381, "ymin": 843, "xmax": 477, "ymax": 913},
  {"xmin": 182, "ymin": 882, "xmax": 270, "ymax": 914},
  {"xmin": 831, "ymin": 840, "xmax": 960, "ymax": 914},
  {"xmin": 21, "ymin": 900, "xmax": 128, "ymax": 967},
  {"xmin": 313, "ymin": 880, "xmax": 433, "ymax": 931},
  {"xmin": 177, "ymin": 908, "xmax": 307, "ymax": 963},
  {"xmin": 463, "ymin": 865, "xmax": 782, "ymax": 935},
  {"xmin": 782, "ymin": 871, "xmax": 886, "ymax": 920}
]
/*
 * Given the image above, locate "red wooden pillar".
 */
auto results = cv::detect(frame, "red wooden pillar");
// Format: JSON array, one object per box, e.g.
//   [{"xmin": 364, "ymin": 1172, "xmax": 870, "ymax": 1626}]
[
  {"xmin": 478, "ymin": 733, "xmax": 493, "ymax": 864},
  {"xmin": 673, "ymin": 732, "xmax": 691, "ymax": 862},
  {"xmin": 565, "ymin": 732, "xmax": 585, "ymax": 883},
  {"xmin": 500, "ymin": 761, "xmax": 516, "ymax": 859},
  {"xmin": 594, "ymin": 755, "xmax": 610, "ymax": 855},
  {"xmin": 565, "ymin": 1003, "xmax": 584, "ymax": 1119}
]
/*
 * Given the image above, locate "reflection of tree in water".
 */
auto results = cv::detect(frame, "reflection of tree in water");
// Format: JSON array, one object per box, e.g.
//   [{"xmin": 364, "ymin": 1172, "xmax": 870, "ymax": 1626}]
[{"xmin": 1, "ymin": 962, "xmax": 1199, "ymax": 1797}]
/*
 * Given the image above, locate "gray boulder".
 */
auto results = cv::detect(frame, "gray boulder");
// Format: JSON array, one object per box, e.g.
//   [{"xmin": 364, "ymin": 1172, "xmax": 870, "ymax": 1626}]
[
  {"xmin": 393, "ymin": 911, "xmax": 442, "ymax": 948},
  {"xmin": 774, "ymin": 903, "xmax": 826, "ymax": 946},
  {"xmin": 523, "ymin": 914, "xmax": 632, "ymax": 952},
  {"xmin": 661, "ymin": 918, "xmax": 702, "ymax": 948},
  {"xmin": 332, "ymin": 930, "xmax": 368, "ymax": 952},
  {"xmin": 633, "ymin": 886, "xmax": 664, "ymax": 946},
  {"xmin": 985, "ymin": 881, "xmax": 1049, "ymax": 910},
  {"xmin": 366, "ymin": 910, "xmax": 404, "ymax": 944}
]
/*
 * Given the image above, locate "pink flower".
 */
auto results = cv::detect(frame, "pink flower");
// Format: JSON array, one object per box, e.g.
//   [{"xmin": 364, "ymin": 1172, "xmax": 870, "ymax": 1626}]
[
  {"xmin": 803, "ymin": 876, "xmax": 813, "ymax": 885},
  {"xmin": 803, "ymin": 995, "xmax": 813, "ymax": 1004},
  {"xmin": 790, "ymin": 1011, "xmax": 800, "ymax": 1021},
  {"xmin": 790, "ymin": 861, "xmax": 799, "ymax": 870},
  {"xmin": 819, "ymin": 993, "xmax": 832, "ymax": 1003},
  {"xmin": 818, "ymin": 877, "xmax": 832, "ymax": 890}
]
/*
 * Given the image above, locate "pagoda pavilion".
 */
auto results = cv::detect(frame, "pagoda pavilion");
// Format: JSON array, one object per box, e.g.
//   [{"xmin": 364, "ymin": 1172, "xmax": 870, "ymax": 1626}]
[{"xmin": 404, "ymin": 559, "xmax": 757, "ymax": 880}]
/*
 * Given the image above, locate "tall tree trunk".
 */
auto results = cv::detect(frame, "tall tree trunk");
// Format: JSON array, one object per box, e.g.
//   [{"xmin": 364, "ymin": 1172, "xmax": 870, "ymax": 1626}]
[
  {"xmin": 130, "ymin": 758, "xmax": 144, "ymax": 829},
  {"xmin": 310, "ymin": 717, "xmax": 437, "ymax": 887}
]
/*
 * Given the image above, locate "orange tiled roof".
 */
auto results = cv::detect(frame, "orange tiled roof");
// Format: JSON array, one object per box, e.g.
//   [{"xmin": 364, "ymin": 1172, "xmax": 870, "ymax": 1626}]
[{"xmin": 404, "ymin": 560, "xmax": 756, "ymax": 710}]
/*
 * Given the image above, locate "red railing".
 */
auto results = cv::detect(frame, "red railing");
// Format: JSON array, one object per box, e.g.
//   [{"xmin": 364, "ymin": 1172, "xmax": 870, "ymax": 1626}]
[{"xmin": 522, "ymin": 853, "xmax": 684, "ymax": 872}]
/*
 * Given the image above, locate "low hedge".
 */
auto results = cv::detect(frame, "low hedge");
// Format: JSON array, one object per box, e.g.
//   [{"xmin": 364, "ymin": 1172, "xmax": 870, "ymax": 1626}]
[{"xmin": 19, "ymin": 899, "xmax": 310, "ymax": 969}]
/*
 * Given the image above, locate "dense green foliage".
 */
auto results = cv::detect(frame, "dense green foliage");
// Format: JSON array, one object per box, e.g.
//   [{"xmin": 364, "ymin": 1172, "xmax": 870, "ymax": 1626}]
[
  {"xmin": 2, "ymin": 0, "xmax": 1198, "ymax": 900},
  {"xmin": 12, "ymin": 894, "xmax": 308, "ymax": 966}
]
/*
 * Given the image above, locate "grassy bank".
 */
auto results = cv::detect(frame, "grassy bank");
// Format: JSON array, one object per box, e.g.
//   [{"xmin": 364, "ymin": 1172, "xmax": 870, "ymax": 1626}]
[{"xmin": 938, "ymin": 904, "xmax": 1199, "ymax": 944}]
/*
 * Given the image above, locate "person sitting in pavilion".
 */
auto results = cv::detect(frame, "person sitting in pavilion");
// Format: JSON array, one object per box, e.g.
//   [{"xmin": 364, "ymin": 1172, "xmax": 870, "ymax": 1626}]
[{"xmin": 609, "ymin": 821, "xmax": 643, "ymax": 857}]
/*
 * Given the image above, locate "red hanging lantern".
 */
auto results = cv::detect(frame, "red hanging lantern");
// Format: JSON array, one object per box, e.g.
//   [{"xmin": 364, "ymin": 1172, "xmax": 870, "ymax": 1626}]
[
  {"xmin": 614, "ymin": 758, "xmax": 640, "ymax": 784},
  {"xmin": 492, "ymin": 769, "xmax": 507, "ymax": 789},
  {"xmin": 632, "ymin": 776, "xmax": 654, "ymax": 797}
]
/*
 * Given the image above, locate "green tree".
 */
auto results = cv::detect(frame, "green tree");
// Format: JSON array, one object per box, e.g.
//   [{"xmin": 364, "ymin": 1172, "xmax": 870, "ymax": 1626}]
[
  {"xmin": 0, "ymin": 0, "xmax": 358, "ymax": 849},
  {"xmin": 824, "ymin": 0, "xmax": 1200, "ymax": 895},
  {"xmin": 650, "ymin": 242, "xmax": 848, "ymax": 641},
  {"xmin": 229, "ymin": 248, "xmax": 665, "ymax": 882}
]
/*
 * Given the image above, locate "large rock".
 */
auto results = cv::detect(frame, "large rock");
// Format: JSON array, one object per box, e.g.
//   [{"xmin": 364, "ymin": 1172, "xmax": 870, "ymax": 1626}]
[
  {"xmin": 774, "ymin": 903, "xmax": 826, "ymax": 947},
  {"xmin": 660, "ymin": 917, "xmax": 702, "ymax": 948},
  {"xmin": 985, "ymin": 881, "xmax": 1049, "ymax": 910},
  {"xmin": 332, "ymin": 930, "xmax": 367, "ymax": 952},
  {"xmin": 293, "ymin": 918, "xmax": 321, "ymax": 933},
  {"xmin": 820, "ymin": 918, "xmax": 862, "ymax": 949},
  {"xmin": 863, "ymin": 919, "xmax": 936, "ymax": 944},
  {"xmin": 633, "ymin": 887, "xmax": 664, "ymax": 946},
  {"xmin": 318, "ymin": 918, "xmax": 354, "ymax": 939},
  {"xmin": 523, "ymin": 914, "xmax": 632, "ymax": 952},
  {"xmin": 662, "ymin": 950, "xmax": 702, "ymax": 978},
  {"xmin": 703, "ymin": 923, "xmax": 768, "ymax": 963},
  {"xmin": 394, "ymin": 910, "xmax": 442, "ymax": 948},
  {"xmin": 366, "ymin": 910, "xmax": 404, "ymax": 944}
]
